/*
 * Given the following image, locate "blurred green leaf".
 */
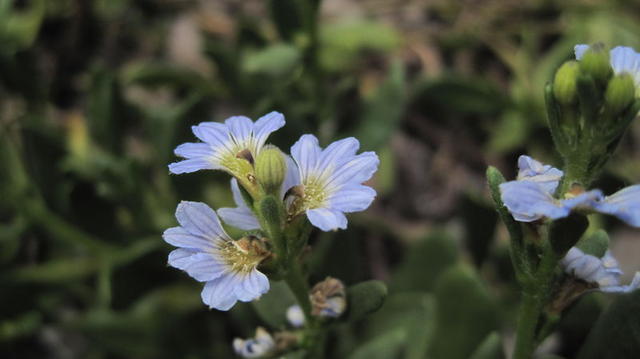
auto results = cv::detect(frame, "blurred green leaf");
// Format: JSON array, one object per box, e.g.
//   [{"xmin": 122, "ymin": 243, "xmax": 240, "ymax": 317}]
[
  {"xmin": 428, "ymin": 265, "xmax": 500, "ymax": 359},
  {"xmin": 252, "ymin": 281, "xmax": 296, "ymax": 328},
  {"xmin": 578, "ymin": 290, "xmax": 640, "ymax": 359},
  {"xmin": 320, "ymin": 20, "xmax": 400, "ymax": 71},
  {"xmin": 344, "ymin": 280, "xmax": 387, "ymax": 322},
  {"xmin": 0, "ymin": 0, "xmax": 45, "ymax": 54},
  {"xmin": 469, "ymin": 332, "xmax": 505, "ymax": 359},
  {"xmin": 242, "ymin": 43, "xmax": 301, "ymax": 77},
  {"xmin": 0, "ymin": 311, "xmax": 42, "ymax": 342},
  {"xmin": 355, "ymin": 59, "xmax": 406, "ymax": 150},
  {"xmin": 390, "ymin": 232, "xmax": 458, "ymax": 293}
]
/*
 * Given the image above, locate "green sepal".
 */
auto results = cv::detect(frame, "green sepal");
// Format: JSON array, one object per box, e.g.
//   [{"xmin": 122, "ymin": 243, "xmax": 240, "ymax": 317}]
[
  {"xmin": 545, "ymin": 83, "xmax": 571, "ymax": 156},
  {"xmin": 548, "ymin": 213, "xmax": 589, "ymax": 257},
  {"xmin": 576, "ymin": 229, "xmax": 609, "ymax": 258},
  {"xmin": 343, "ymin": 280, "xmax": 388, "ymax": 322},
  {"xmin": 575, "ymin": 74, "xmax": 601, "ymax": 124}
]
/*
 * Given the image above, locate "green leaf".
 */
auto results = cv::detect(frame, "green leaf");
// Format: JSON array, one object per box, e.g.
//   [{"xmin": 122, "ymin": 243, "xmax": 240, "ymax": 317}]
[
  {"xmin": 390, "ymin": 231, "xmax": 458, "ymax": 293},
  {"xmin": 355, "ymin": 59, "xmax": 406, "ymax": 150},
  {"xmin": 469, "ymin": 332, "xmax": 505, "ymax": 359},
  {"xmin": 428, "ymin": 265, "xmax": 500, "ymax": 359},
  {"xmin": 578, "ymin": 290, "xmax": 640, "ymax": 359},
  {"xmin": 344, "ymin": 280, "xmax": 387, "ymax": 322},
  {"xmin": 348, "ymin": 328, "xmax": 406, "ymax": 359},
  {"xmin": 243, "ymin": 43, "xmax": 301, "ymax": 77},
  {"xmin": 576, "ymin": 229, "xmax": 609, "ymax": 258},
  {"xmin": 252, "ymin": 281, "xmax": 296, "ymax": 328}
]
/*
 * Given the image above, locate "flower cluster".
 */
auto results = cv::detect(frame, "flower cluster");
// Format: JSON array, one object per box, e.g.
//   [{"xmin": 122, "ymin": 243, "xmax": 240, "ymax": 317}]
[
  {"xmin": 574, "ymin": 44, "xmax": 640, "ymax": 90},
  {"xmin": 162, "ymin": 112, "xmax": 379, "ymax": 310},
  {"xmin": 500, "ymin": 155, "xmax": 640, "ymax": 227}
]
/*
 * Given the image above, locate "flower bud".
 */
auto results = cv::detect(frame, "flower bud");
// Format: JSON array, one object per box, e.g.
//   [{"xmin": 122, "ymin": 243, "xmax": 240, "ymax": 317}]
[
  {"xmin": 579, "ymin": 45, "xmax": 612, "ymax": 84},
  {"xmin": 310, "ymin": 277, "xmax": 347, "ymax": 318},
  {"xmin": 233, "ymin": 327, "xmax": 275, "ymax": 358},
  {"xmin": 553, "ymin": 61, "xmax": 580, "ymax": 105},
  {"xmin": 604, "ymin": 74, "xmax": 635, "ymax": 115},
  {"xmin": 255, "ymin": 145, "xmax": 286, "ymax": 195}
]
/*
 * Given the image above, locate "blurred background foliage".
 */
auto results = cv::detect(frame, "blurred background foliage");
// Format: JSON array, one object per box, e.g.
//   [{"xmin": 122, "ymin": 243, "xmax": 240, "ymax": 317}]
[{"xmin": 2, "ymin": 0, "xmax": 640, "ymax": 358}]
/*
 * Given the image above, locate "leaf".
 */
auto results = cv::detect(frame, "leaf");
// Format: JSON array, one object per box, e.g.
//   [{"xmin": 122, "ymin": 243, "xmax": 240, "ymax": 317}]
[
  {"xmin": 243, "ymin": 43, "xmax": 301, "ymax": 77},
  {"xmin": 469, "ymin": 332, "xmax": 505, "ymax": 359},
  {"xmin": 390, "ymin": 231, "xmax": 458, "ymax": 293},
  {"xmin": 344, "ymin": 280, "xmax": 387, "ymax": 322},
  {"xmin": 252, "ymin": 281, "xmax": 296, "ymax": 328},
  {"xmin": 428, "ymin": 265, "xmax": 500, "ymax": 359},
  {"xmin": 355, "ymin": 59, "xmax": 406, "ymax": 150},
  {"xmin": 577, "ymin": 290, "xmax": 640, "ymax": 359}
]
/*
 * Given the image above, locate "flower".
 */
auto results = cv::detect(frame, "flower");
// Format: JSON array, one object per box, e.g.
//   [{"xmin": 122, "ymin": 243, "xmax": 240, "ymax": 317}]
[
  {"xmin": 575, "ymin": 44, "xmax": 640, "ymax": 89},
  {"xmin": 499, "ymin": 155, "xmax": 601, "ymax": 222},
  {"xmin": 288, "ymin": 135, "xmax": 379, "ymax": 231},
  {"xmin": 592, "ymin": 185, "xmax": 640, "ymax": 227},
  {"xmin": 162, "ymin": 201, "xmax": 270, "ymax": 310},
  {"xmin": 286, "ymin": 305, "xmax": 305, "ymax": 328},
  {"xmin": 168, "ymin": 112, "xmax": 285, "ymax": 194},
  {"xmin": 233, "ymin": 327, "xmax": 276, "ymax": 358},
  {"xmin": 309, "ymin": 277, "xmax": 347, "ymax": 318},
  {"xmin": 516, "ymin": 155, "xmax": 564, "ymax": 194},
  {"xmin": 218, "ymin": 156, "xmax": 300, "ymax": 230},
  {"xmin": 561, "ymin": 247, "xmax": 640, "ymax": 293}
]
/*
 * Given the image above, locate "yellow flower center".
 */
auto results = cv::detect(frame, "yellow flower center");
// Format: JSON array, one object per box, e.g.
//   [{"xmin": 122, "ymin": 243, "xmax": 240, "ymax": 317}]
[{"xmin": 219, "ymin": 238, "xmax": 268, "ymax": 274}]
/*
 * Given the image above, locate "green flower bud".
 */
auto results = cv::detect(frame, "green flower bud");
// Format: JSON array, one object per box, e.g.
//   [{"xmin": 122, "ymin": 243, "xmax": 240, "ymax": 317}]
[
  {"xmin": 604, "ymin": 74, "xmax": 635, "ymax": 115},
  {"xmin": 255, "ymin": 145, "xmax": 286, "ymax": 195},
  {"xmin": 579, "ymin": 45, "xmax": 612, "ymax": 84},
  {"xmin": 553, "ymin": 61, "xmax": 580, "ymax": 105}
]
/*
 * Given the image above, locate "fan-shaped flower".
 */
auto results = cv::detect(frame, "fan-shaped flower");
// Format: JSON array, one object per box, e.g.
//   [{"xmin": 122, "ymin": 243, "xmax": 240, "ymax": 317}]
[
  {"xmin": 162, "ymin": 201, "xmax": 269, "ymax": 310},
  {"xmin": 592, "ymin": 185, "xmax": 640, "ymax": 227},
  {"xmin": 169, "ymin": 112, "xmax": 285, "ymax": 196},
  {"xmin": 288, "ymin": 135, "xmax": 379, "ymax": 231},
  {"xmin": 562, "ymin": 247, "xmax": 640, "ymax": 293}
]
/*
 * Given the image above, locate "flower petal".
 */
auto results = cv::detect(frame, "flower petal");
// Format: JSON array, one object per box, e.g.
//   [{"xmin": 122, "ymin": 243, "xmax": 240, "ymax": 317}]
[
  {"xmin": 281, "ymin": 155, "xmax": 301, "ymax": 197},
  {"xmin": 174, "ymin": 142, "xmax": 214, "ymax": 159},
  {"xmin": 327, "ymin": 184, "xmax": 376, "ymax": 213},
  {"xmin": 181, "ymin": 252, "xmax": 227, "ymax": 282},
  {"xmin": 218, "ymin": 179, "xmax": 260, "ymax": 230},
  {"xmin": 162, "ymin": 226, "xmax": 217, "ymax": 250},
  {"xmin": 610, "ymin": 46, "xmax": 640, "ymax": 85},
  {"xmin": 168, "ymin": 248, "xmax": 198, "ymax": 270},
  {"xmin": 291, "ymin": 134, "xmax": 321, "ymax": 180},
  {"xmin": 175, "ymin": 201, "xmax": 229, "ymax": 240},
  {"xmin": 316, "ymin": 137, "xmax": 360, "ymax": 178},
  {"xmin": 233, "ymin": 270, "xmax": 270, "ymax": 302},
  {"xmin": 225, "ymin": 116, "xmax": 254, "ymax": 146},
  {"xmin": 324, "ymin": 151, "xmax": 379, "ymax": 191},
  {"xmin": 499, "ymin": 181, "xmax": 569, "ymax": 222},
  {"xmin": 253, "ymin": 111, "xmax": 286, "ymax": 150},
  {"xmin": 168, "ymin": 159, "xmax": 217, "ymax": 174},
  {"xmin": 593, "ymin": 185, "xmax": 640, "ymax": 227},
  {"xmin": 516, "ymin": 155, "xmax": 563, "ymax": 195},
  {"xmin": 574, "ymin": 44, "xmax": 590, "ymax": 60},
  {"xmin": 306, "ymin": 208, "xmax": 348, "ymax": 231},
  {"xmin": 201, "ymin": 273, "xmax": 241, "ymax": 311}
]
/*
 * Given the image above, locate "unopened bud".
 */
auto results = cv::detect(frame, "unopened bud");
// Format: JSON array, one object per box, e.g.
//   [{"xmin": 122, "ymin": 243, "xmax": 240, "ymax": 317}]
[
  {"xmin": 310, "ymin": 277, "xmax": 346, "ymax": 318},
  {"xmin": 255, "ymin": 145, "xmax": 287, "ymax": 195},
  {"xmin": 553, "ymin": 61, "xmax": 580, "ymax": 105},
  {"xmin": 579, "ymin": 45, "xmax": 612, "ymax": 84},
  {"xmin": 233, "ymin": 327, "xmax": 275, "ymax": 358},
  {"xmin": 604, "ymin": 74, "xmax": 635, "ymax": 115}
]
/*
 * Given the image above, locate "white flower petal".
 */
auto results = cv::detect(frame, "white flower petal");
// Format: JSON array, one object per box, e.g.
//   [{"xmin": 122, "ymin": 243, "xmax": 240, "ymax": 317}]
[
  {"xmin": 233, "ymin": 270, "xmax": 270, "ymax": 302},
  {"xmin": 574, "ymin": 44, "xmax": 590, "ymax": 60},
  {"xmin": 306, "ymin": 208, "xmax": 348, "ymax": 231},
  {"xmin": 218, "ymin": 179, "xmax": 260, "ymax": 230},
  {"xmin": 182, "ymin": 252, "xmax": 227, "ymax": 282},
  {"xmin": 168, "ymin": 159, "xmax": 217, "ymax": 174},
  {"xmin": 253, "ymin": 111, "xmax": 286, "ymax": 149},
  {"xmin": 328, "ymin": 185, "xmax": 376, "ymax": 213},
  {"xmin": 168, "ymin": 248, "xmax": 198, "ymax": 270},
  {"xmin": 225, "ymin": 116, "xmax": 254, "ymax": 146},
  {"xmin": 162, "ymin": 226, "xmax": 217, "ymax": 250},
  {"xmin": 201, "ymin": 273, "xmax": 241, "ymax": 311},
  {"xmin": 174, "ymin": 142, "xmax": 214, "ymax": 159},
  {"xmin": 291, "ymin": 134, "xmax": 321, "ymax": 180},
  {"xmin": 324, "ymin": 151, "xmax": 379, "ymax": 190},
  {"xmin": 175, "ymin": 201, "xmax": 229, "ymax": 240}
]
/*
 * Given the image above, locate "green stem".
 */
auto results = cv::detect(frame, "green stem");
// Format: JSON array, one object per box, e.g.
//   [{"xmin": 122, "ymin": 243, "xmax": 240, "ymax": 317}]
[
  {"xmin": 284, "ymin": 260, "xmax": 313, "ymax": 321},
  {"xmin": 513, "ymin": 290, "xmax": 541, "ymax": 359}
]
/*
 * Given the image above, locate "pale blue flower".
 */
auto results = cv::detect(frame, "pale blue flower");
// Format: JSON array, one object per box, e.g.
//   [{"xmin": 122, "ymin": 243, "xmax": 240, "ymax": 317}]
[
  {"xmin": 575, "ymin": 44, "xmax": 640, "ymax": 88},
  {"xmin": 562, "ymin": 247, "xmax": 640, "ymax": 293},
  {"xmin": 233, "ymin": 327, "xmax": 275, "ymax": 358},
  {"xmin": 289, "ymin": 135, "xmax": 379, "ymax": 231},
  {"xmin": 218, "ymin": 156, "xmax": 300, "ymax": 230},
  {"xmin": 286, "ymin": 305, "xmax": 305, "ymax": 328},
  {"xmin": 169, "ymin": 112, "xmax": 285, "ymax": 176},
  {"xmin": 162, "ymin": 201, "xmax": 269, "ymax": 310},
  {"xmin": 516, "ymin": 155, "xmax": 563, "ymax": 194},
  {"xmin": 500, "ymin": 180, "xmax": 602, "ymax": 222},
  {"xmin": 592, "ymin": 185, "xmax": 640, "ymax": 227}
]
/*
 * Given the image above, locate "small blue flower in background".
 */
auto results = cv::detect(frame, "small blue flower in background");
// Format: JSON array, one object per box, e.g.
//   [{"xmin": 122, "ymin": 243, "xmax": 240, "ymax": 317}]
[
  {"xmin": 286, "ymin": 305, "xmax": 305, "ymax": 328},
  {"xmin": 233, "ymin": 327, "xmax": 276, "ymax": 358},
  {"xmin": 562, "ymin": 247, "xmax": 640, "ymax": 293},
  {"xmin": 162, "ymin": 201, "xmax": 270, "ymax": 310},
  {"xmin": 288, "ymin": 135, "xmax": 379, "ymax": 231},
  {"xmin": 574, "ymin": 44, "xmax": 640, "ymax": 88},
  {"xmin": 218, "ymin": 156, "xmax": 300, "ymax": 230},
  {"xmin": 592, "ymin": 185, "xmax": 640, "ymax": 227},
  {"xmin": 168, "ymin": 111, "xmax": 285, "ymax": 176}
]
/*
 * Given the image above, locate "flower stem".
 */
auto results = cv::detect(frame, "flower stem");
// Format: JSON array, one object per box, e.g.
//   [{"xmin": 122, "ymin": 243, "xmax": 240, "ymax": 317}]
[{"xmin": 284, "ymin": 260, "xmax": 313, "ymax": 321}]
